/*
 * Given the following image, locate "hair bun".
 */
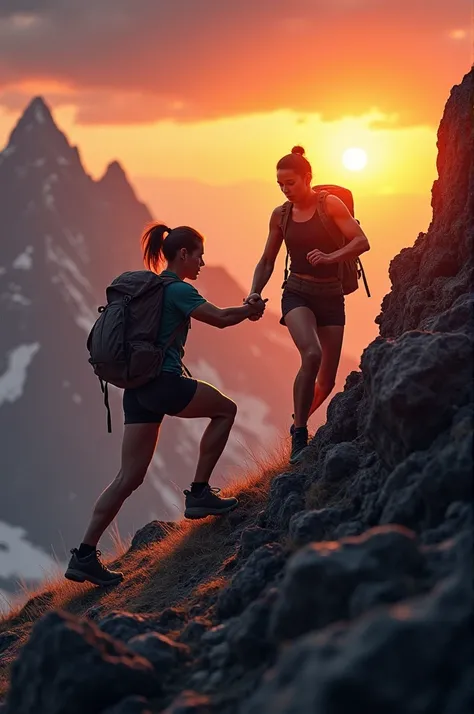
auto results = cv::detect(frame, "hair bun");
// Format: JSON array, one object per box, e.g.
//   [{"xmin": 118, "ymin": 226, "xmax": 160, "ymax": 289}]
[{"xmin": 291, "ymin": 145, "xmax": 305, "ymax": 156}]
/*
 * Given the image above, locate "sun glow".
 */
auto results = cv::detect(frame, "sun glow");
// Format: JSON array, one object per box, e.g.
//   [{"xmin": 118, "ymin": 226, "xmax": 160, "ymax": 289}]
[{"xmin": 342, "ymin": 147, "xmax": 368, "ymax": 171}]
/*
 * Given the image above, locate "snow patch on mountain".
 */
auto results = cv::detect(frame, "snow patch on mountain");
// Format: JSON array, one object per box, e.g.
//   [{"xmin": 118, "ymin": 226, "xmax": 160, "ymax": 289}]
[
  {"xmin": 183, "ymin": 359, "xmax": 278, "ymax": 462},
  {"xmin": 0, "ymin": 343, "xmax": 40, "ymax": 407},
  {"xmin": 34, "ymin": 104, "xmax": 46, "ymax": 124},
  {"xmin": 45, "ymin": 236, "xmax": 91, "ymax": 290},
  {"xmin": 0, "ymin": 520, "xmax": 58, "ymax": 582},
  {"xmin": 43, "ymin": 174, "xmax": 58, "ymax": 210},
  {"xmin": 10, "ymin": 292, "xmax": 31, "ymax": 307},
  {"xmin": 64, "ymin": 228, "xmax": 89, "ymax": 263},
  {"xmin": 45, "ymin": 234, "xmax": 97, "ymax": 331},
  {"xmin": 13, "ymin": 246, "xmax": 34, "ymax": 270}
]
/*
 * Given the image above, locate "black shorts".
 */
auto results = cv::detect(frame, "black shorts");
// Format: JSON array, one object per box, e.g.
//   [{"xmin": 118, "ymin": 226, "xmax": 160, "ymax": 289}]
[
  {"xmin": 123, "ymin": 372, "xmax": 198, "ymax": 425},
  {"xmin": 280, "ymin": 288, "xmax": 346, "ymax": 327}
]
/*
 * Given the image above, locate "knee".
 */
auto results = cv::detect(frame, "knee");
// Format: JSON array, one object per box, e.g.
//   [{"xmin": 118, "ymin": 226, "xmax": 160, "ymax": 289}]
[
  {"xmin": 225, "ymin": 399, "xmax": 238, "ymax": 421},
  {"xmin": 115, "ymin": 468, "xmax": 146, "ymax": 497},
  {"xmin": 301, "ymin": 347, "xmax": 322, "ymax": 372},
  {"xmin": 216, "ymin": 398, "xmax": 237, "ymax": 422}
]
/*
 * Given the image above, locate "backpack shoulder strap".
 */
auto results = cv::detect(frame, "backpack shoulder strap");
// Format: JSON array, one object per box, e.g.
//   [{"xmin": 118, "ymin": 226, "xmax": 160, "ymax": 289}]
[
  {"xmin": 315, "ymin": 190, "xmax": 344, "ymax": 249},
  {"xmin": 279, "ymin": 202, "xmax": 292, "ymax": 289},
  {"xmin": 357, "ymin": 257, "xmax": 371, "ymax": 297},
  {"xmin": 279, "ymin": 201, "xmax": 292, "ymax": 236}
]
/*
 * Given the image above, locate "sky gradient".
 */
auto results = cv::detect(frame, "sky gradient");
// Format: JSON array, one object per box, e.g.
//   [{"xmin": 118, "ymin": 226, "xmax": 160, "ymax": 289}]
[{"xmin": 0, "ymin": 0, "xmax": 472, "ymax": 360}]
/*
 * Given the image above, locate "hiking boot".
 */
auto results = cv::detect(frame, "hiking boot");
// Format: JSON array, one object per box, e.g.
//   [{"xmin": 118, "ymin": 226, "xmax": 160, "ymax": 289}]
[
  {"xmin": 184, "ymin": 485, "xmax": 239, "ymax": 519},
  {"xmin": 65, "ymin": 548, "xmax": 124, "ymax": 587},
  {"xmin": 289, "ymin": 426, "xmax": 309, "ymax": 464},
  {"xmin": 290, "ymin": 413, "xmax": 295, "ymax": 436}
]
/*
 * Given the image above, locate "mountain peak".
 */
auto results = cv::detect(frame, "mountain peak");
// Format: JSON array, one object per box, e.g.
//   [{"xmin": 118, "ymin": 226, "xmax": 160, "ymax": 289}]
[
  {"xmin": 0, "ymin": 95, "xmax": 85, "ymax": 174},
  {"xmin": 97, "ymin": 160, "xmax": 146, "ymax": 208},
  {"xmin": 9, "ymin": 96, "xmax": 56, "ymax": 144},
  {"xmin": 23, "ymin": 96, "xmax": 54, "ymax": 125},
  {"xmin": 101, "ymin": 160, "xmax": 128, "ymax": 184}
]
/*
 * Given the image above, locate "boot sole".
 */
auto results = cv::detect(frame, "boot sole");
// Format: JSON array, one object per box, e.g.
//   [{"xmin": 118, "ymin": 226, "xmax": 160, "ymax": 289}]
[
  {"xmin": 289, "ymin": 447, "xmax": 308, "ymax": 465},
  {"xmin": 64, "ymin": 568, "xmax": 123, "ymax": 587},
  {"xmin": 184, "ymin": 501, "xmax": 239, "ymax": 520}
]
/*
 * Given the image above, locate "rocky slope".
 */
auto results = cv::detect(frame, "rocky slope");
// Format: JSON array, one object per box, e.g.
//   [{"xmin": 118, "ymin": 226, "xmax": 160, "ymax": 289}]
[{"xmin": 0, "ymin": 69, "xmax": 472, "ymax": 713}]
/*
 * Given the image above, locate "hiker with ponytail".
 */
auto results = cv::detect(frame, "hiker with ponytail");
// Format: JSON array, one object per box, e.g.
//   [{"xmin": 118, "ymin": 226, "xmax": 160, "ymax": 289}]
[
  {"xmin": 65, "ymin": 222, "xmax": 267, "ymax": 587},
  {"xmin": 245, "ymin": 146, "xmax": 370, "ymax": 464}
]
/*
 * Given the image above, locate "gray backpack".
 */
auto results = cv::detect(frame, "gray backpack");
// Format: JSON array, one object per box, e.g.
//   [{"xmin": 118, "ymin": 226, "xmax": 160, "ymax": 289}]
[{"xmin": 87, "ymin": 270, "xmax": 188, "ymax": 432}]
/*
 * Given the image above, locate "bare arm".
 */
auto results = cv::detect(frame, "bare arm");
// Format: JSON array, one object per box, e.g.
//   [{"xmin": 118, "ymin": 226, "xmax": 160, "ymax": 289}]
[
  {"xmin": 308, "ymin": 195, "xmax": 370, "ymax": 266},
  {"xmin": 191, "ymin": 299, "xmax": 266, "ymax": 329},
  {"xmin": 248, "ymin": 206, "xmax": 284, "ymax": 296},
  {"xmin": 326, "ymin": 195, "xmax": 370, "ymax": 260}
]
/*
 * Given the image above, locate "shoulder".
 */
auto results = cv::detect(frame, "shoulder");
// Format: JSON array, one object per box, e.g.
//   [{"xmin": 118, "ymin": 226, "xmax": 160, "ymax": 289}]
[
  {"xmin": 166, "ymin": 280, "xmax": 205, "ymax": 310},
  {"xmin": 270, "ymin": 203, "xmax": 286, "ymax": 227},
  {"xmin": 325, "ymin": 193, "xmax": 350, "ymax": 216}
]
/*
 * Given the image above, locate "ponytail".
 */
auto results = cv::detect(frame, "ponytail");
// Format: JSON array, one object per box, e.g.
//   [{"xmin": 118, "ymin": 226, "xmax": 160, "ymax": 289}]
[
  {"xmin": 141, "ymin": 223, "xmax": 205, "ymax": 273},
  {"xmin": 141, "ymin": 224, "xmax": 170, "ymax": 272}
]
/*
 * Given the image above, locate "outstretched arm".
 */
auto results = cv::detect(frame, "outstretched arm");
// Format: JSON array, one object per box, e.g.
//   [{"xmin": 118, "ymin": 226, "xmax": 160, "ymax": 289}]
[
  {"xmin": 191, "ymin": 298, "xmax": 267, "ymax": 329},
  {"xmin": 247, "ymin": 206, "xmax": 284, "ymax": 299},
  {"xmin": 307, "ymin": 195, "xmax": 370, "ymax": 266}
]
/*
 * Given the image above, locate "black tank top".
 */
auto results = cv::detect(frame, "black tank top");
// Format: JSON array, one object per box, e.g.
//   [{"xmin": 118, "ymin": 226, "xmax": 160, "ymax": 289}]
[{"xmin": 285, "ymin": 207, "xmax": 339, "ymax": 279}]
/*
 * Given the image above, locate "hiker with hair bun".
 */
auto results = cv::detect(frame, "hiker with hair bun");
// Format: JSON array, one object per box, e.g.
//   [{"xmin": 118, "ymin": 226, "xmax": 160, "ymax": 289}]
[
  {"xmin": 65, "ymin": 223, "xmax": 267, "ymax": 586},
  {"xmin": 245, "ymin": 146, "xmax": 370, "ymax": 464}
]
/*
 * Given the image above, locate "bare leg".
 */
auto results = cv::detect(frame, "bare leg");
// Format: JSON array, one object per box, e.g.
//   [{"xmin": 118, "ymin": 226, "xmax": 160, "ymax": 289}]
[
  {"xmin": 308, "ymin": 325, "xmax": 345, "ymax": 418},
  {"xmin": 284, "ymin": 307, "xmax": 322, "ymax": 428},
  {"xmin": 82, "ymin": 423, "xmax": 159, "ymax": 547},
  {"xmin": 175, "ymin": 381, "xmax": 237, "ymax": 484}
]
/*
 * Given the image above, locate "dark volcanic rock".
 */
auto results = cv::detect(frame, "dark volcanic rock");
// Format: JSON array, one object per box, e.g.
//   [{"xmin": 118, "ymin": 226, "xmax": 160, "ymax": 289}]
[
  {"xmin": 376, "ymin": 70, "xmax": 473, "ymax": 337},
  {"xmin": 261, "ymin": 473, "xmax": 306, "ymax": 530},
  {"xmin": 162, "ymin": 691, "xmax": 212, "ymax": 713},
  {"xmin": 243, "ymin": 572, "xmax": 474, "ymax": 714},
  {"xmin": 226, "ymin": 587, "xmax": 279, "ymax": 665},
  {"xmin": 288, "ymin": 508, "xmax": 349, "ymax": 547},
  {"xmin": 361, "ymin": 331, "xmax": 472, "ymax": 468},
  {"xmin": 128, "ymin": 632, "xmax": 190, "ymax": 674},
  {"xmin": 130, "ymin": 521, "xmax": 179, "ymax": 551},
  {"xmin": 5, "ymin": 611, "xmax": 158, "ymax": 714},
  {"xmin": 271, "ymin": 526, "xmax": 426, "ymax": 642},
  {"xmin": 98, "ymin": 611, "xmax": 165, "ymax": 644},
  {"xmin": 238, "ymin": 526, "xmax": 281, "ymax": 559},
  {"xmin": 217, "ymin": 544, "xmax": 286, "ymax": 619},
  {"xmin": 102, "ymin": 697, "xmax": 152, "ymax": 714}
]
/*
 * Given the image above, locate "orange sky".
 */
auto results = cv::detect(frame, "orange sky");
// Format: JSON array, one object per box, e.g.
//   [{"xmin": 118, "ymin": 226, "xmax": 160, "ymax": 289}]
[{"xmin": 0, "ymin": 0, "xmax": 472, "ymax": 361}]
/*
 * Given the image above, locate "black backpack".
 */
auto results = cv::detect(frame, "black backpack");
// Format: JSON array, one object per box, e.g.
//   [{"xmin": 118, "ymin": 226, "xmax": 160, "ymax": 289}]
[
  {"xmin": 87, "ymin": 270, "xmax": 188, "ymax": 432},
  {"xmin": 280, "ymin": 184, "xmax": 370, "ymax": 297}
]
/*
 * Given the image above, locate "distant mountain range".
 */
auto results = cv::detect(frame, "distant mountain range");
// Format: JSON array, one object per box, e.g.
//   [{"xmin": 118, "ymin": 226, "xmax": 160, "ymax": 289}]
[{"xmin": 0, "ymin": 97, "xmax": 357, "ymax": 600}]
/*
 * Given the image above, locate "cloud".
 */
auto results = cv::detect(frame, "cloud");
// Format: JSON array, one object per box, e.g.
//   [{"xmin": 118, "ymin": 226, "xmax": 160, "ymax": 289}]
[{"xmin": 0, "ymin": 0, "xmax": 470, "ymax": 126}]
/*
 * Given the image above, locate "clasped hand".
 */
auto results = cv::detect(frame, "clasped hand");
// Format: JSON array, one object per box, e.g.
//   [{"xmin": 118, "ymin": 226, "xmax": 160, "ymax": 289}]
[
  {"xmin": 243, "ymin": 292, "xmax": 267, "ymax": 321},
  {"xmin": 306, "ymin": 249, "xmax": 332, "ymax": 266}
]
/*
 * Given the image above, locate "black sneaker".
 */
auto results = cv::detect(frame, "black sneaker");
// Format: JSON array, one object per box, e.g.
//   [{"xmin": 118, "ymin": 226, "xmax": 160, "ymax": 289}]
[
  {"xmin": 65, "ymin": 549, "xmax": 124, "ymax": 587},
  {"xmin": 289, "ymin": 426, "xmax": 309, "ymax": 464},
  {"xmin": 184, "ymin": 485, "xmax": 239, "ymax": 519}
]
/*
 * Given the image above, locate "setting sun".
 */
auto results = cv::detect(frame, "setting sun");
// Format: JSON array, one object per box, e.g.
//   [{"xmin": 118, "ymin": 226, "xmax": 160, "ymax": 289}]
[{"xmin": 343, "ymin": 147, "xmax": 368, "ymax": 172}]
